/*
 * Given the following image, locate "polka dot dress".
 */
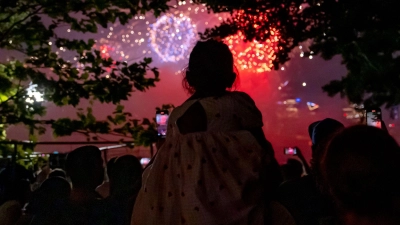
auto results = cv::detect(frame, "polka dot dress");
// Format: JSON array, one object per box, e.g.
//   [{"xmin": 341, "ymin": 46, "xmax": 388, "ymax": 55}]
[{"xmin": 132, "ymin": 92, "xmax": 272, "ymax": 225}]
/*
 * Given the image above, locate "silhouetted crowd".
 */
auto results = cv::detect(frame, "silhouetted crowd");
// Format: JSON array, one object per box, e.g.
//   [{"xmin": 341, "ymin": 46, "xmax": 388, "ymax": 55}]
[
  {"xmin": 1, "ymin": 119, "xmax": 399, "ymax": 225},
  {"xmin": 0, "ymin": 147, "xmax": 142, "ymax": 225},
  {"xmin": 2, "ymin": 40, "xmax": 400, "ymax": 225}
]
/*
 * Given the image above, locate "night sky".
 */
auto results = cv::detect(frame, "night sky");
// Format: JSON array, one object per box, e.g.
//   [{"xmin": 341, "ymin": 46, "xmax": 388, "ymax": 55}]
[{"xmin": 4, "ymin": 3, "xmax": 400, "ymax": 164}]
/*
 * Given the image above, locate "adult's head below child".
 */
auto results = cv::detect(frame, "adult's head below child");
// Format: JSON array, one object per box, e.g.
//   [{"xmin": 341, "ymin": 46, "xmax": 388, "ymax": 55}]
[
  {"xmin": 183, "ymin": 39, "xmax": 238, "ymax": 96},
  {"xmin": 308, "ymin": 118, "xmax": 344, "ymax": 174},
  {"xmin": 322, "ymin": 125, "xmax": 400, "ymax": 225},
  {"xmin": 65, "ymin": 145, "xmax": 104, "ymax": 203}
]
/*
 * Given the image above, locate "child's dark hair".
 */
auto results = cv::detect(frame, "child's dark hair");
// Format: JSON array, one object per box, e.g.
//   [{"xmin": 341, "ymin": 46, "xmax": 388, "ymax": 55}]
[{"xmin": 183, "ymin": 39, "xmax": 238, "ymax": 94}]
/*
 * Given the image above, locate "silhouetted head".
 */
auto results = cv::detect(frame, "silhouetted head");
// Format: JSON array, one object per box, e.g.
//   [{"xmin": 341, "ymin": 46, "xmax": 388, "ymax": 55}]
[
  {"xmin": 0, "ymin": 164, "xmax": 32, "ymax": 205},
  {"xmin": 39, "ymin": 176, "xmax": 71, "ymax": 197},
  {"xmin": 29, "ymin": 176, "xmax": 71, "ymax": 214},
  {"xmin": 322, "ymin": 125, "xmax": 400, "ymax": 223},
  {"xmin": 106, "ymin": 157, "xmax": 118, "ymax": 178},
  {"xmin": 48, "ymin": 168, "xmax": 66, "ymax": 178},
  {"xmin": 108, "ymin": 155, "xmax": 142, "ymax": 195},
  {"xmin": 65, "ymin": 146, "xmax": 103, "ymax": 190},
  {"xmin": 183, "ymin": 39, "xmax": 237, "ymax": 95},
  {"xmin": 308, "ymin": 118, "xmax": 344, "ymax": 170},
  {"xmin": 281, "ymin": 159, "xmax": 303, "ymax": 182}
]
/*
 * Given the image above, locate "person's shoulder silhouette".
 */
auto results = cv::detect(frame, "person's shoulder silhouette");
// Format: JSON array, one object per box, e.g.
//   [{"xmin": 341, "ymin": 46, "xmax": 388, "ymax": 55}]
[{"xmin": 322, "ymin": 125, "xmax": 400, "ymax": 225}]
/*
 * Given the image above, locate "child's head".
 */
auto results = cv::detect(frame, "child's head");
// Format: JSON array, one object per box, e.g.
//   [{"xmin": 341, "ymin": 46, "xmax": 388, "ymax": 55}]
[{"xmin": 183, "ymin": 39, "xmax": 237, "ymax": 94}]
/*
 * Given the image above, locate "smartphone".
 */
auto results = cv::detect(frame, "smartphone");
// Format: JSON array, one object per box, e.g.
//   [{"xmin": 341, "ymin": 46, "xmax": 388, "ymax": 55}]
[
  {"xmin": 284, "ymin": 147, "xmax": 298, "ymax": 155},
  {"xmin": 365, "ymin": 108, "xmax": 382, "ymax": 128},
  {"xmin": 140, "ymin": 158, "xmax": 151, "ymax": 168},
  {"xmin": 156, "ymin": 110, "xmax": 169, "ymax": 138}
]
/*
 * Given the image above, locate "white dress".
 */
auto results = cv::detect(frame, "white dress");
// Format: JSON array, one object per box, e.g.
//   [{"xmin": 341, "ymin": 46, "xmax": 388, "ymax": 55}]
[{"xmin": 132, "ymin": 91, "xmax": 274, "ymax": 225}]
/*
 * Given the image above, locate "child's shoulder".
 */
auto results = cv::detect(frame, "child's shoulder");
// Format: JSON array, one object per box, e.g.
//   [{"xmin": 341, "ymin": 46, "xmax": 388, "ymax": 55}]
[
  {"xmin": 228, "ymin": 91, "xmax": 262, "ymax": 123},
  {"xmin": 228, "ymin": 91, "xmax": 255, "ymax": 103},
  {"xmin": 228, "ymin": 91, "xmax": 251, "ymax": 97}
]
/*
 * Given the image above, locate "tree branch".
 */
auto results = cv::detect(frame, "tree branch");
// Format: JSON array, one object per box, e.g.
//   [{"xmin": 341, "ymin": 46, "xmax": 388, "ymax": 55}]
[
  {"xmin": 109, "ymin": 132, "xmax": 133, "ymax": 138},
  {"xmin": 0, "ymin": 6, "xmax": 44, "ymax": 41},
  {"xmin": 0, "ymin": 13, "xmax": 15, "ymax": 23}
]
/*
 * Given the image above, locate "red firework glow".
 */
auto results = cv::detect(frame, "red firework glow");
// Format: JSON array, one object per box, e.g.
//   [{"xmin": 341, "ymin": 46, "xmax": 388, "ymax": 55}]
[
  {"xmin": 225, "ymin": 10, "xmax": 282, "ymax": 73},
  {"xmin": 99, "ymin": 44, "xmax": 115, "ymax": 59},
  {"xmin": 225, "ymin": 30, "xmax": 280, "ymax": 73},
  {"xmin": 96, "ymin": 43, "xmax": 120, "ymax": 73}
]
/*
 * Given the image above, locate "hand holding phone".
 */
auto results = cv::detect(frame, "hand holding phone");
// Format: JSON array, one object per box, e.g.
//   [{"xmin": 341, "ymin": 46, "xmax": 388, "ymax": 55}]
[
  {"xmin": 366, "ymin": 108, "xmax": 382, "ymax": 128},
  {"xmin": 156, "ymin": 110, "xmax": 169, "ymax": 138},
  {"xmin": 283, "ymin": 147, "xmax": 311, "ymax": 175},
  {"xmin": 284, "ymin": 147, "xmax": 298, "ymax": 155}
]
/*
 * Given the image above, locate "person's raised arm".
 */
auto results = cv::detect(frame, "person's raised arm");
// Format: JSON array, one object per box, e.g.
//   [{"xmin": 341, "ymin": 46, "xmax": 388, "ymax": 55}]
[{"xmin": 293, "ymin": 147, "xmax": 311, "ymax": 175}]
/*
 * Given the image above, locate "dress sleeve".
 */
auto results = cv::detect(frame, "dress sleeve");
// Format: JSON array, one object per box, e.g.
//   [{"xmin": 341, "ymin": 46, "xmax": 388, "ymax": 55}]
[
  {"xmin": 233, "ymin": 91, "xmax": 263, "ymax": 129},
  {"xmin": 165, "ymin": 107, "xmax": 179, "ymax": 139}
]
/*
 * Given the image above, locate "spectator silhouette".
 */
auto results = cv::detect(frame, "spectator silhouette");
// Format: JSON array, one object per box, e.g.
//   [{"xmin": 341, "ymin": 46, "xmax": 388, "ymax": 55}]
[
  {"xmin": 106, "ymin": 155, "xmax": 142, "ymax": 225},
  {"xmin": 63, "ymin": 145, "xmax": 108, "ymax": 225},
  {"xmin": 308, "ymin": 119, "xmax": 344, "ymax": 178},
  {"xmin": 65, "ymin": 145, "xmax": 104, "ymax": 204},
  {"xmin": 281, "ymin": 159, "xmax": 303, "ymax": 183},
  {"xmin": 322, "ymin": 125, "xmax": 400, "ymax": 225},
  {"xmin": 96, "ymin": 157, "xmax": 117, "ymax": 199},
  {"xmin": 31, "ymin": 164, "xmax": 50, "ymax": 191},
  {"xmin": 0, "ymin": 164, "xmax": 31, "ymax": 225},
  {"xmin": 277, "ymin": 118, "xmax": 344, "ymax": 225},
  {"xmin": 48, "ymin": 168, "xmax": 66, "ymax": 178},
  {"xmin": 132, "ymin": 39, "xmax": 281, "ymax": 225},
  {"xmin": 27, "ymin": 176, "xmax": 71, "ymax": 225}
]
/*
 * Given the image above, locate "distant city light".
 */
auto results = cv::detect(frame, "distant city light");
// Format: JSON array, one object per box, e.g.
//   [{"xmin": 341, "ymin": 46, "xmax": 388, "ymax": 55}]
[
  {"xmin": 26, "ymin": 83, "xmax": 44, "ymax": 103},
  {"xmin": 307, "ymin": 102, "xmax": 319, "ymax": 111}
]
